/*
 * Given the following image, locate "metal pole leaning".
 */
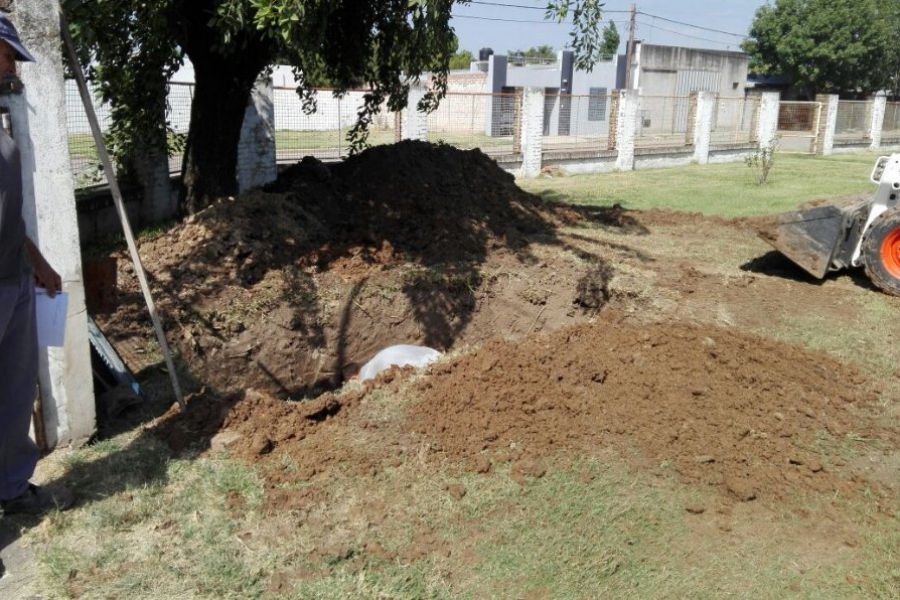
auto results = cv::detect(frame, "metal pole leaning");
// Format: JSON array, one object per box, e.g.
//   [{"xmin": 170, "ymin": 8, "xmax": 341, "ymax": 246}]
[{"xmin": 58, "ymin": 11, "xmax": 186, "ymax": 411}]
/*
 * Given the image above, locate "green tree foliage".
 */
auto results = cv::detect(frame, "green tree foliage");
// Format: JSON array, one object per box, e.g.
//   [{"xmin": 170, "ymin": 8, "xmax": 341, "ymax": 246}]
[
  {"xmin": 449, "ymin": 50, "xmax": 475, "ymax": 70},
  {"xmin": 599, "ymin": 21, "xmax": 619, "ymax": 61},
  {"xmin": 64, "ymin": 1, "xmax": 606, "ymax": 213},
  {"xmin": 742, "ymin": 0, "xmax": 895, "ymax": 98}
]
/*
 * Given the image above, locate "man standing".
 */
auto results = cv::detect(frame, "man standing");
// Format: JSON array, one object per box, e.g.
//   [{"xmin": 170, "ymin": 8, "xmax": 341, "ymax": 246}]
[{"xmin": 0, "ymin": 14, "xmax": 70, "ymax": 515}]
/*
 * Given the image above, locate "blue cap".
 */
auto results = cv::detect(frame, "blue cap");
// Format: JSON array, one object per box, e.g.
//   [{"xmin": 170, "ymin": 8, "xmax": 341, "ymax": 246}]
[{"xmin": 0, "ymin": 15, "xmax": 35, "ymax": 63}]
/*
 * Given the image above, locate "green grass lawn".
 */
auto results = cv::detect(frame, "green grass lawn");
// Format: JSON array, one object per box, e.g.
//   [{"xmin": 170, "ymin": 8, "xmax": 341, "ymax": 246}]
[{"xmin": 520, "ymin": 153, "xmax": 881, "ymax": 218}]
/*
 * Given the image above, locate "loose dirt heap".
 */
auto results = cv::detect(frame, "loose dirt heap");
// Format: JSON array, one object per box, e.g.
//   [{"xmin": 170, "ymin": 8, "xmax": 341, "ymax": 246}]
[
  {"xmin": 407, "ymin": 315, "xmax": 893, "ymax": 502},
  {"xmin": 155, "ymin": 315, "xmax": 896, "ymax": 506},
  {"xmin": 103, "ymin": 141, "xmax": 611, "ymax": 397}
]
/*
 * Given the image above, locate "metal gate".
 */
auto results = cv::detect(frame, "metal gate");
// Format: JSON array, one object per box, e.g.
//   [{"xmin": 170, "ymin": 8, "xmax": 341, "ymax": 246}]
[{"xmin": 777, "ymin": 101, "xmax": 822, "ymax": 153}]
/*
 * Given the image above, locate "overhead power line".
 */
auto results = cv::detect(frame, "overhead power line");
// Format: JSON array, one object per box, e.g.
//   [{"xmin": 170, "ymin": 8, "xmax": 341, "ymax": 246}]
[
  {"xmin": 462, "ymin": 2, "xmax": 749, "ymax": 40},
  {"xmin": 637, "ymin": 19, "xmax": 740, "ymax": 48},
  {"xmin": 469, "ymin": 1, "xmax": 631, "ymax": 13},
  {"xmin": 455, "ymin": 12, "xmax": 628, "ymax": 27},
  {"xmin": 636, "ymin": 11, "xmax": 747, "ymax": 39}
]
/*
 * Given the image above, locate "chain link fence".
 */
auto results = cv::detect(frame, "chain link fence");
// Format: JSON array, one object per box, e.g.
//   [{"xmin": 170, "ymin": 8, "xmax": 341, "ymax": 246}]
[
  {"xmin": 635, "ymin": 95, "xmax": 692, "ymax": 149},
  {"xmin": 834, "ymin": 100, "xmax": 870, "ymax": 144},
  {"xmin": 65, "ymin": 80, "xmax": 112, "ymax": 188},
  {"xmin": 273, "ymin": 87, "xmax": 400, "ymax": 162},
  {"xmin": 541, "ymin": 93, "xmax": 613, "ymax": 155},
  {"xmin": 710, "ymin": 95, "xmax": 759, "ymax": 148},
  {"xmin": 777, "ymin": 101, "xmax": 821, "ymax": 153},
  {"xmin": 882, "ymin": 102, "xmax": 900, "ymax": 144},
  {"xmin": 426, "ymin": 91, "xmax": 521, "ymax": 158}
]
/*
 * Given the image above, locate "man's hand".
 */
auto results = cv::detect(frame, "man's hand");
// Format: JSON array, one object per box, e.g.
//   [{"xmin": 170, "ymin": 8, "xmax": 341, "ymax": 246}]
[{"xmin": 24, "ymin": 238, "xmax": 61, "ymax": 297}]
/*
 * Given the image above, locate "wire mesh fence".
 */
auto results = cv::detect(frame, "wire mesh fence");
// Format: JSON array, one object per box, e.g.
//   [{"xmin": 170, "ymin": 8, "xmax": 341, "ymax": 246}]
[
  {"xmin": 777, "ymin": 101, "xmax": 821, "ymax": 153},
  {"xmin": 710, "ymin": 95, "xmax": 760, "ymax": 148},
  {"xmin": 541, "ymin": 93, "xmax": 613, "ymax": 154},
  {"xmin": 65, "ymin": 80, "xmax": 113, "ymax": 188},
  {"xmin": 426, "ymin": 91, "xmax": 521, "ymax": 157},
  {"xmin": 635, "ymin": 95, "xmax": 692, "ymax": 149},
  {"xmin": 273, "ymin": 87, "xmax": 400, "ymax": 162},
  {"xmin": 834, "ymin": 100, "xmax": 870, "ymax": 143},
  {"xmin": 166, "ymin": 82, "xmax": 193, "ymax": 173},
  {"xmin": 882, "ymin": 102, "xmax": 900, "ymax": 143}
]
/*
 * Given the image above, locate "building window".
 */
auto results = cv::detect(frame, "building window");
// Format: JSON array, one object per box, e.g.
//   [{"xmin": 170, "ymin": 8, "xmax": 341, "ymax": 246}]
[{"xmin": 588, "ymin": 87, "xmax": 607, "ymax": 121}]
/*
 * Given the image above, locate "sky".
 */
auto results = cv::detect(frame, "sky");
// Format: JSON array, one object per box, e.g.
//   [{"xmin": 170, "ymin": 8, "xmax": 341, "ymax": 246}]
[{"xmin": 451, "ymin": 0, "xmax": 771, "ymax": 56}]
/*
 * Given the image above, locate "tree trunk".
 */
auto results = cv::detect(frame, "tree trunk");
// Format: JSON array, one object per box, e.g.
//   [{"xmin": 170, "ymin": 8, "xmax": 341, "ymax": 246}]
[
  {"xmin": 180, "ymin": 57, "xmax": 258, "ymax": 214},
  {"xmin": 171, "ymin": 0, "xmax": 273, "ymax": 214}
]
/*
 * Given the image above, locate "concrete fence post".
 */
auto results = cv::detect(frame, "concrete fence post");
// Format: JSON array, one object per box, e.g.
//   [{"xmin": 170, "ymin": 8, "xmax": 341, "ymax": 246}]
[
  {"xmin": 7, "ymin": 1, "xmax": 95, "ymax": 447},
  {"xmin": 607, "ymin": 90, "xmax": 620, "ymax": 151},
  {"xmin": 756, "ymin": 91, "xmax": 781, "ymax": 152},
  {"xmin": 519, "ymin": 86, "xmax": 544, "ymax": 178},
  {"xmin": 401, "ymin": 85, "xmax": 428, "ymax": 141},
  {"xmin": 692, "ymin": 91, "xmax": 716, "ymax": 164},
  {"xmin": 615, "ymin": 90, "xmax": 639, "ymax": 171},
  {"xmin": 814, "ymin": 94, "xmax": 839, "ymax": 156},
  {"xmin": 237, "ymin": 76, "xmax": 277, "ymax": 193},
  {"xmin": 869, "ymin": 92, "xmax": 887, "ymax": 151}
]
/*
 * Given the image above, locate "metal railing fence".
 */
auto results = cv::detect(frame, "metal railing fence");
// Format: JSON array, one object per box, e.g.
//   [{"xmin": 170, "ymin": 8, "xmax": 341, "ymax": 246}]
[
  {"xmin": 273, "ymin": 87, "xmax": 400, "ymax": 162},
  {"xmin": 834, "ymin": 100, "xmax": 870, "ymax": 142},
  {"xmin": 541, "ymin": 93, "xmax": 613, "ymax": 154},
  {"xmin": 426, "ymin": 91, "xmax": 521, "ymax": 158},
  {"xmin": 882, "ymin": 102, "xmax": 900, "ymax": 142},
  {"xmin": 635, "ymin": 95, "xmax": 692, "ymax": 149},
  {"xmin": 777, "ymin": 101, "xmax": 822, "ymax": 153},
  {"xmin": 710, "ymin": 95, "xmax": 760, "ymax": 148}
]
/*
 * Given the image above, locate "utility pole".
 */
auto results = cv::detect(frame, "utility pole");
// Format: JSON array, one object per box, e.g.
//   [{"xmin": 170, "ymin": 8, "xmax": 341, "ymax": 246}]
[{"xmin": 624, "ymin": 4, "xmax": 637, "ymax": 89}]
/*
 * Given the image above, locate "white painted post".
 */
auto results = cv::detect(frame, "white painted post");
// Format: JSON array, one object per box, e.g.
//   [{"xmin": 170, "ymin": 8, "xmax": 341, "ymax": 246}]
[
  {"xmin": 869, "ymin": 92, "xmax": 887, "ymax": 151},
  {"xmin": 692, "ymin": 91, "xmax": 716, "ymax": 165},
  {"xmin": 615, "ymin": 89, "xmax": 639, "ymax": 171},
  {"xmin": 237, "ymin": 76, "xmax": 277, "ymax": 193},
  {"xmin": 815, "ymin": 93, "xmax": 839, "ymax": 156},
  {"xmin": 401, "ymin": 85, "xmax": 428, "ymax": 141},
  {"xmin": 8, "ymin": 1, "xmax": 95, "ymax": 447},
  {"xmin": 518, "ymin": 86, "xmax": 544, "ymax": 178},
  {"xmin": 756, "ymin": 91, "xmax": 781, "ymax": 152}
]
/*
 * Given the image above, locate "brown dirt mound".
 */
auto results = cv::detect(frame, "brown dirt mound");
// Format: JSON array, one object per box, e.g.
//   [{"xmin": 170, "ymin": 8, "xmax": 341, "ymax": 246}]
[
  {"xmin": 102, "ymin": 141, "xmax": 617, "ymax": 398},
  {"xmin": 407, "ymin": 315, "xmax": 895, "ymax": 502}
]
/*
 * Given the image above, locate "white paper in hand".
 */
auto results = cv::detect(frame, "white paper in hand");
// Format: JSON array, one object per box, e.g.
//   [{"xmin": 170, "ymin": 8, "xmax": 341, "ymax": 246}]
[{"xmin": 35, "ymin": 288, "xmax": 69, "ymax": 348}]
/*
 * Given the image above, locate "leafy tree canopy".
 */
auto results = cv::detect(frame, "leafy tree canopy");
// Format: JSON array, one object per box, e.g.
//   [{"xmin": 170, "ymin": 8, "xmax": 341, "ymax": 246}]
[
  {"xmin": 64, "ymin": 1, "xmax": 607, "ymax": 212},
  {"xmin": 742, "ymin": 0, "xmax": 896, "ymax": 98},
  {"xmin": 449, "ymin": 49, "xmax": 476, "ymax": 70},
  {"xmin": 599, "ymin": 21, "xmax": 619, "ymax": 61}
]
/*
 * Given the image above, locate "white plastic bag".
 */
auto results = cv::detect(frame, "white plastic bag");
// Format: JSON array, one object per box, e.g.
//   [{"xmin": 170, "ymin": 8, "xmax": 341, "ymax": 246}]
[{"xmin": 358, "ymin": 345, "xmax": 442, "ymax": 382}]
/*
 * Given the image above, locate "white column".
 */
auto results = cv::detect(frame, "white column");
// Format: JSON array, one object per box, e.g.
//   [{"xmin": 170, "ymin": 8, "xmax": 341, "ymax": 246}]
[
  {"xmin": 615, "ymin": 90, "xmax": 639, "ymax": 171},
  {"xmin": 756, "ymin": 91, "xmax": 781, "ymax": 152},
  {"xmin": 518, "ymin": 86, "xmax": 544, "ymax": 178},
  {"xmin": 869, "ymin": 92, "xmax": 887, "ymax": 151},
  {"xmin": 401, "ymin": 85, "xmax": 428, "ymax": 141},
  {"xmin": 237, "ymin": 76, "xmax": 277, "ymax": 193},
  {"xmin": 8, "ymin": 1, "xmax": 95, "ymax": 447},
  {"xmin": 815, "ymin": 93, "xmax": 839, "ymax": 156},
  {"xmin": 692, "ymin": 91, "xmax": 716, "ymax": 164}
]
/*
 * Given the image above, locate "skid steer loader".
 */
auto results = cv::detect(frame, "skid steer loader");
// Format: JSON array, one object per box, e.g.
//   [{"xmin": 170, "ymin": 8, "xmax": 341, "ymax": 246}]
[{"xmin": 761, "ymin": 154, "xmax": 900, "ymax": 295}]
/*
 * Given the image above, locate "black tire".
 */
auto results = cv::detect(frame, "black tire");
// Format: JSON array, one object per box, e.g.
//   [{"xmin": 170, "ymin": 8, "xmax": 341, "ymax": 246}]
[{"xmin": 862, "ymin": 207, "xmax": 900, "ymax": 295}]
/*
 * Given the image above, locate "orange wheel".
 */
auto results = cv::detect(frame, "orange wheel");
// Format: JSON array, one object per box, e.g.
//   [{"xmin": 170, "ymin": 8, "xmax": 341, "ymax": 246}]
[
  {"xmin": 880, "ymin": 228, "xmax": 900, "ymax": 279},
  {"xmin": 863, "ymin": 208, "xmax": 900, "ymax": 295}
]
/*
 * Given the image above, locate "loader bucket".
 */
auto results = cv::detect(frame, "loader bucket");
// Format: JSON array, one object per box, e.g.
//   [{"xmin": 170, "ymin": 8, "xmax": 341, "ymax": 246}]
[{"xmin": 757, "ymin": 205, "xmax": 846, "ymax": 279}]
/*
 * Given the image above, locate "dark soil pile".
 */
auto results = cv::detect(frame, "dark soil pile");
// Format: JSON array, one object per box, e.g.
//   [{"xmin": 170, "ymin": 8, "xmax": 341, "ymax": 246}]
[
  {"xmin": 102, "ymin": 141, "xmax": 607, "ymax": 398},
  {"xmin": 407, "ymin": 315, "xmax": 895, "ymax": 502}
]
